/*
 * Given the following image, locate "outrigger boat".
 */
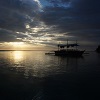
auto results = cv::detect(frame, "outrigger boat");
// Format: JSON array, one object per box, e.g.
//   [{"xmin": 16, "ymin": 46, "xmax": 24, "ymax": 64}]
[
  {"xmin": 54, "ymin": 40, "xmax": 85, "ymax": 57},
  {"xmin": 96, "ymin": 45, "xmax": 100, "ymax": 53},
  {"xmin": 45, "ymin": 41, "xmax": 85, "ymax": 57}
]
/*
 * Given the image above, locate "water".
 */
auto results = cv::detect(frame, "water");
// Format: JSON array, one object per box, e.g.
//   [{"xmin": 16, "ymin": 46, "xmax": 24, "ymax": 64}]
[{"xmin": 0, "ymin": 51, "xmax": 100, "ymax": 100}]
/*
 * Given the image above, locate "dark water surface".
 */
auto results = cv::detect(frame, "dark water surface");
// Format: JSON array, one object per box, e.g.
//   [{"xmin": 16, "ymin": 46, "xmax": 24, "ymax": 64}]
[{"xmin": 0, "ymin": 51, "xmax": 100, "ymax": 100}]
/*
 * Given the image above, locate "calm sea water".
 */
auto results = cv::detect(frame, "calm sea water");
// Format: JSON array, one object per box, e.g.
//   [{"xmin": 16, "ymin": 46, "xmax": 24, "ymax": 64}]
[{"xmin": 0, "ymin": 51, "xmax": 100, "ymax": 100}]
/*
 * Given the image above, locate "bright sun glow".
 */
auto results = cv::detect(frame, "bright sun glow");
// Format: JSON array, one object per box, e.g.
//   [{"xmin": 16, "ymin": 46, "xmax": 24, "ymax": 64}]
[
  {"xmin": 13, "ymin": 51, "xmax": 24, "ymax": 62},
  {"xmin": 8, "ymin": 42, "xmax": 26, "ymax": 50},
  {"xmin": 9, "ymin": 42, "xmax": 24, "ymax": 46}
]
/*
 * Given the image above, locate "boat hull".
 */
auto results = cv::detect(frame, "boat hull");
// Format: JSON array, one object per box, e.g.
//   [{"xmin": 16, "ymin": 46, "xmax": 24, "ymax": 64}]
[
  {"xmin": 96, "ymin": 46, "xmax": 100, "ymax": 53},
  {"xmin": 54, "ymin": 50, "xmax": 84, "ymax": 57}
]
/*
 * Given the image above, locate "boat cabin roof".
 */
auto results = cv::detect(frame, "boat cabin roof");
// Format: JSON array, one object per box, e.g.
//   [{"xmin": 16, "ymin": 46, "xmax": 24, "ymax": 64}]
[{"xmin": 58, "ymin": 43, "xmax": 79, "ymax": 48}]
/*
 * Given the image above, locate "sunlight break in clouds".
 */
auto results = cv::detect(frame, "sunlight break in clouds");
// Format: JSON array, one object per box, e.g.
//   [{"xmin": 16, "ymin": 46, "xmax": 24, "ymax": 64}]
[
  {"xmin": 34, "ymin": 0, "xmax": 42, "ymax": 8},
  {"xmin": 0, "ymin": 0, "xmax": 100, "ymax": 50}
]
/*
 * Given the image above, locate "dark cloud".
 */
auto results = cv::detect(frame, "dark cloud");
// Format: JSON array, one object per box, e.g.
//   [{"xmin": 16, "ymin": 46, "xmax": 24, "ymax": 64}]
[
  {"xmin": 0, "ymin": 28, "xmax": 26, "ymax": 42},
  {"xmin": 46, "ymin": 0, "xmax": 70, "ymax": 6},
  {"xmin": 0, "ymin": 0, "xmax": 42, "ymax": 43},
  {"xmin": 0, "ymin": 29, "xmax": 16, "ymax": 42},
  {"xmin": 0, "ymin": 0, "xmax": 100, "ymax": 49},
  {"xmin": 42, "ymin": 0, "xmax": 100, "ymax": 30},
  {"xmin": 40, "ymin": 0, "xmax": 100, "ymax": 46},
  {"xmin": 0, "ymin": 0, "xmax": 41, "ymax": 32}
]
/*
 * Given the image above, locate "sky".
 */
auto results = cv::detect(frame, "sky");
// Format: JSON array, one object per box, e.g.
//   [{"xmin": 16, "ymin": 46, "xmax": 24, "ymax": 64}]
[{"xmin": 0, "ymin": 0, "xmax": 100, "ymax": 50}]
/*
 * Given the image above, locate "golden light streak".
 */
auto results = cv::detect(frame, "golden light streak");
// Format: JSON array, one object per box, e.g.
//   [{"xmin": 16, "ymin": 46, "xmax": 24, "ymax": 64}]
[
  {"xmin": 13, "ymin": 51, "xmax": 23, "ymax": 61},
  {"xmin": 9, "ymin": 42, "xmax": 24, "ymax": 46}
]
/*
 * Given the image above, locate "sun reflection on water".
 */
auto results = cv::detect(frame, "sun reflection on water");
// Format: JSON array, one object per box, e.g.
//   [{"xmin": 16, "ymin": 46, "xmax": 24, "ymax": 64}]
[
  {"xmin": 13, "ymin": 51, "xmax": 24, "ymax": 61},
  {"xmin": 13, "ymin": 51, "xmax": 23, "ymax": 61},
  {"xmin": 10, "ymin": 51, "xmax": 25, "ymax": 68}
]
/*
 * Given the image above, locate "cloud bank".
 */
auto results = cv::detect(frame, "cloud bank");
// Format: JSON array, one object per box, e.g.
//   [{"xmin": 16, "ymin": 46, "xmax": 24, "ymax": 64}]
[
  {"xmin": 0, "ymin": 0, "xmax": 100, "ymax": 49},
  {"xmin": 0, "ymin": 0, "xmax": 41, "ymax": 42}
]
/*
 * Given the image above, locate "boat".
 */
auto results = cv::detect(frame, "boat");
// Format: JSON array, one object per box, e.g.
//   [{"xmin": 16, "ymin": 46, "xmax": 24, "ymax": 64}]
[
  {"xmin": 45, "ymin": 51, "xmax": 55, "ymax": 55},
  {"xmin": 54, "ymin": 41, "xmax": 85, "ymax": 57},
  {"xmin": 96, "ymin": 45, "xmax": 100, "ymax": 53}
]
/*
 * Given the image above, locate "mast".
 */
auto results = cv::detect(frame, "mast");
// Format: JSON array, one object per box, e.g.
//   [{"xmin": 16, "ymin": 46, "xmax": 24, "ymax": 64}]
[
  {"xmin": 58, "ymin": 42, "xmax": 60, "ymax": 51},
  {"xmin": 76, "ymin": 40, "xmax": 77, "ymax": 50},
  {"xmin": 66, "ymin": 39, "xmax": 68, "ymax": 50}
]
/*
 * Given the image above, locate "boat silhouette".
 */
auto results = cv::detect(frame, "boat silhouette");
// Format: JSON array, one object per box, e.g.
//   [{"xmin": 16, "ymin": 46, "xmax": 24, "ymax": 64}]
[
  {"xmin": 46, "ymin": 40, "xmax": 85, "ymax": 57},
  {"xmin": 54, "ymin": 43, "xmax": 85, "ymax": 57},
  {"xmin": 96, "ymin": 45, "xmax": 100, "ymax": 53}
]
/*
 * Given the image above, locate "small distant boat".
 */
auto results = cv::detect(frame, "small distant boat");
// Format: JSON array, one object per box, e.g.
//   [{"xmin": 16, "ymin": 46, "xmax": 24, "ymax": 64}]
[
  {"xmin": 45, "ymin": 51, "xmax": 55, "ymax": 55},
  {"xmin": 54, "ymin": 40, "xmax": 85, "ymax": 57},
  {"xmin": 96, "ymin": 45, "xmax": 100, "ymax": 53}
]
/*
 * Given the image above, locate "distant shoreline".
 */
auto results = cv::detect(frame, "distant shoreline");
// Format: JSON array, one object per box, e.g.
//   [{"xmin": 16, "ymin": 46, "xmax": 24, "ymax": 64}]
[
  {"xmin": 0, "ymin": 50, "xmax": 52, "ymax": 51},
  {"xmin": 0, "ymin": 50, "xmax": 95, "ymax": 52}
]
